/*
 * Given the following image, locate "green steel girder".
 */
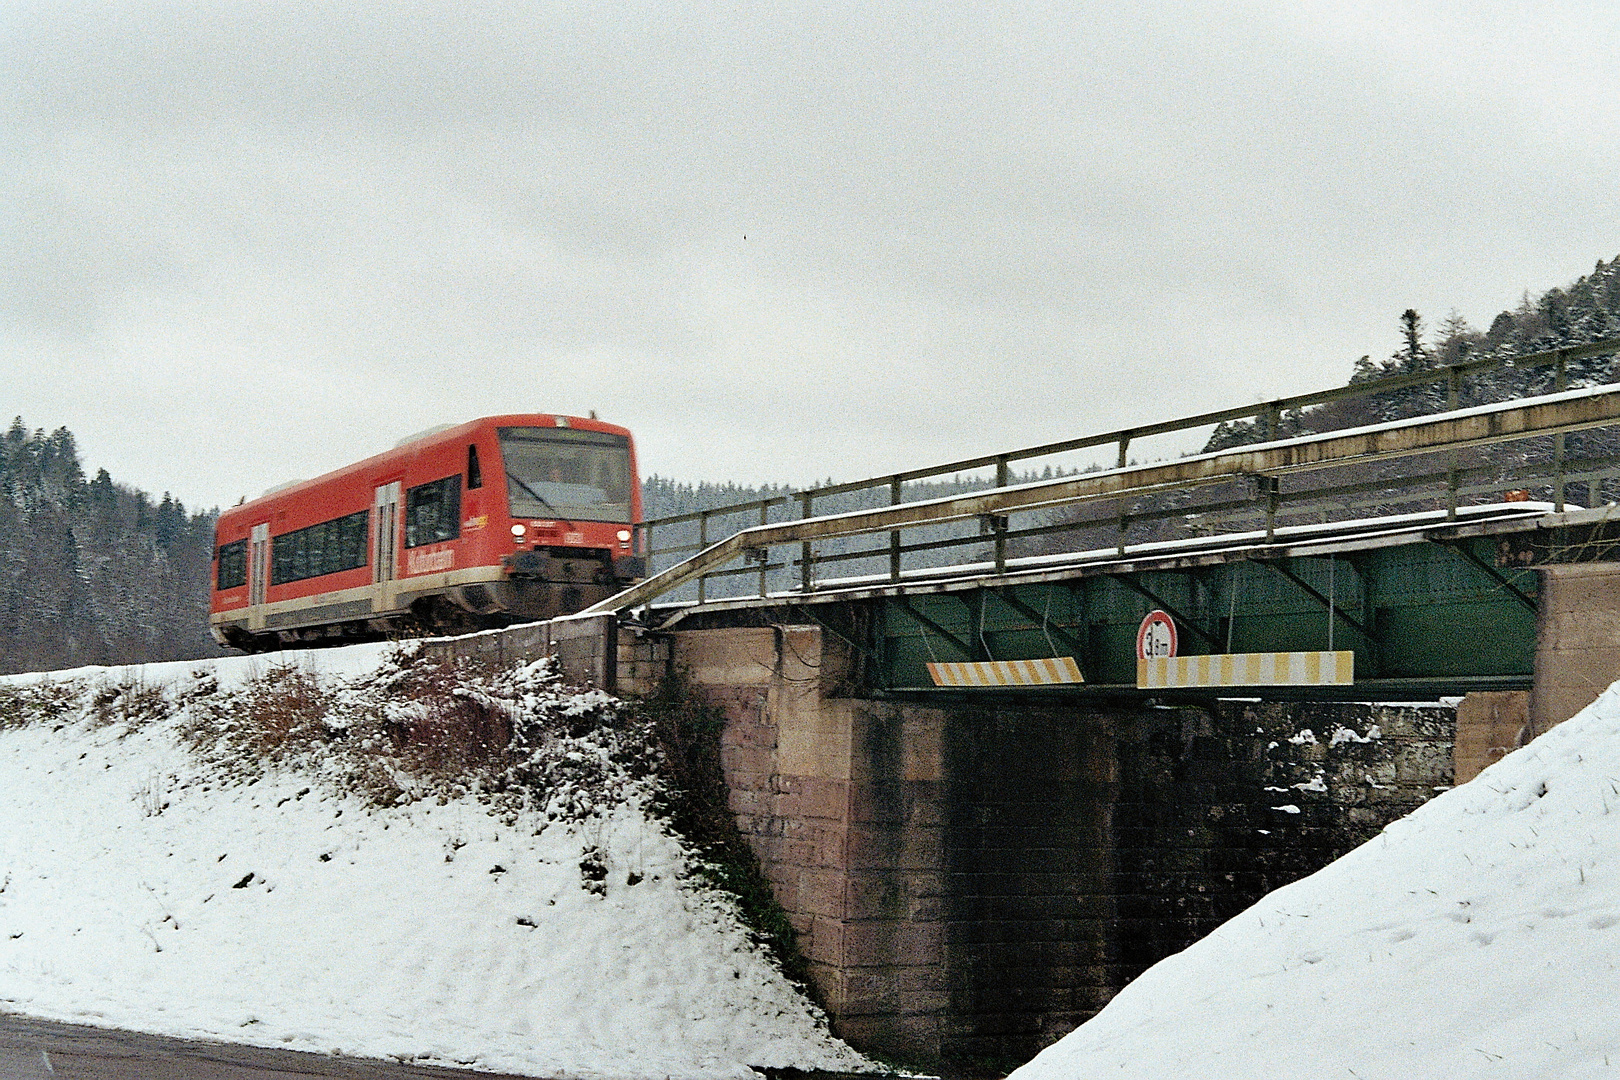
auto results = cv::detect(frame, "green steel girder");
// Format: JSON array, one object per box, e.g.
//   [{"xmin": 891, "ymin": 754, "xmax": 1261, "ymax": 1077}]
[
  {"xmin": 1109, "ymin": 574, "xmax": 1225, "ymax": 651},
  {"xmin": 1253, "ymin": 556, "xmax": 1379, "ymax": 642},
  {"xmin": 889, "ymin": 595, "xmax": 976, "ymax": 661},
  {"xmin": 873, "ymin": 534, "xmax": 1539, "ymax": 695},
  {"xmin": 988, "ymin": 586, "xmax": 1091, "ymax": 663},
  {"xmin": 1432, "ymin": 540, "xmax": 1538, "ymax": 612}
]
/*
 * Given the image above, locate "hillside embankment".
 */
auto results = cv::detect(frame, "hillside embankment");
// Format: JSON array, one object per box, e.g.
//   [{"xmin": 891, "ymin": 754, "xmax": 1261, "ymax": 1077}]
[
  {"xmin": 1012, "ymin": 681, "xmax": 1620, "ymax": 1079},
  {"xmin": 0, "ymin": 643, "xmax": 875, "ymax": 1080}
]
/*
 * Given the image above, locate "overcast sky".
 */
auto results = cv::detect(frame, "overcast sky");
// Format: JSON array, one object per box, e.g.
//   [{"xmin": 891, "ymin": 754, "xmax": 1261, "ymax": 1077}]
[{"xmin": 3, "ymin": 1, "xmax": 1617, "ymax": 512}]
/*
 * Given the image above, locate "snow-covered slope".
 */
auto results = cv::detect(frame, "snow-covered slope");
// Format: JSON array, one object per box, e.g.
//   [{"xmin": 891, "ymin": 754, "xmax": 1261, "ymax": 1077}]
[
  {"xmin": 1014, "ymin": 682, "xmax": 1620, "ymax": 1080},
  {"xmin": 0, "ymin": 645, "xmax": 872, "ymax": 1079}
]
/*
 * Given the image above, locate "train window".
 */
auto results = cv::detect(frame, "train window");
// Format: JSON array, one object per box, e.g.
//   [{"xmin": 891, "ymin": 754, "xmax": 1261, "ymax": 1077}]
[
  {"xmin": 217, "ymin": 540, "xmax": 247, "ymax": 590},
  {"xmin": 269, "ymin": 509, "xmax": 370, "ymax": 585},
  {"xmin": 498, "ymin": 427, "xmax": 632, "ymax": 523},
  {"xmin": 467, "ymin": 444, "xmax": 482, "ymax": 490},
  {"xmin": 405, "ymin": 475, "xmax": 461, "ymax": 548}
]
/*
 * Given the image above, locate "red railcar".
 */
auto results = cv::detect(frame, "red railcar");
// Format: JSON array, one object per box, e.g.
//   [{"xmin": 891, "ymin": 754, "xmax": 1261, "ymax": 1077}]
[{"xmin": 210, "ymin": 415, "xmax": 643, "ymax": 652}]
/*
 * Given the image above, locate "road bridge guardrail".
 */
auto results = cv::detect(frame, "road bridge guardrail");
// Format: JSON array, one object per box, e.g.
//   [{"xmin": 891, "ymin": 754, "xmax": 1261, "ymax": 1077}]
[
  {"xmin": 638, "ymin": 337, "xmax": 1620, "ymax": 603},
  {"xmin": 591, "ymin": 380, "xmax": 1620, "ymax": 617}
]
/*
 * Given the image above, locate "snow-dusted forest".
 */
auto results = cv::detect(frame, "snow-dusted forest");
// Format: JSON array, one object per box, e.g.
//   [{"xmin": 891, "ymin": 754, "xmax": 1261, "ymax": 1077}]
[{"xmin": 6, "ymin": 256, "xmax": 1620, "ymax": 672}]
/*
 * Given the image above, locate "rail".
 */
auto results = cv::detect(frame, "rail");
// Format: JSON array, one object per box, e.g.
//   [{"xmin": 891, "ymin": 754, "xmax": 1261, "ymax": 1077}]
[
  {"xmin": 588, "ymin": 380, "xmax": 1620, "ymax": 615},
  {"xmin": 638, "ymin": 337, "xmax": 1620, "ymax": 601}
]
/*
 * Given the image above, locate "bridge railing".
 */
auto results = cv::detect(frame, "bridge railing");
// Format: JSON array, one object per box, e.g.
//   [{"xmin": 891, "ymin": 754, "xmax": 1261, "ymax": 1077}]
[
  {"xmin": 592, "ymin": 378, "xmax": 1620, "ymax": 616},
  {"xmin": 636, "ymin": 336, "xmax": 1620, "ymax": 605}
]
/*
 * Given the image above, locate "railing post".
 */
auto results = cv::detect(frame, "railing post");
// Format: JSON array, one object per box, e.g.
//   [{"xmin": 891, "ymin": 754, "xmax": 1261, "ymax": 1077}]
[
  {"xmin": 758, "ymin": 502, "xmax": 770, "ymax": 597},
  {"xmin": 799, "ymin": 490, "xmax": 814, "ymax": 593},
  {"xmin": 639, "ymin": 521, "xmax": 653, "ymax": 622},
  {"xmin": 1555, "ymin": 350, "xmax": 1568, "ymax": 512},
  {"xmin": 1447, "ymin": 366, "xmax": 1462, "ymax": 520},
  {"xmin": 697, "ymin": 510, "xmax": 709, "ymax": 603},
  {"xmin": 993, "ymin": 456, "xmax": 1011, "ymax": 571},
  {"xmin": 889, "ymin": 475, "xmax": 902, "ymax": 582},
  {"xmin": 1261, "ymin": 476, "xmax": 1280, "ymax": 541},
  {"xmin": 1116, "ymin": 433, "xmax": 1131, "ymax": 555}
]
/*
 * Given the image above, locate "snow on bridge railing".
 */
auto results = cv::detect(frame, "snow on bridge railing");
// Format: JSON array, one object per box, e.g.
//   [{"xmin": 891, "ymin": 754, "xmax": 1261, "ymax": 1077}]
[
  {"xmin": 592, "ymin": 381, "xmax": 1620, "ymax": 616},
  {"xmin": 639, "ymin": 336, "xmax": 1620, "ymax": 603}
]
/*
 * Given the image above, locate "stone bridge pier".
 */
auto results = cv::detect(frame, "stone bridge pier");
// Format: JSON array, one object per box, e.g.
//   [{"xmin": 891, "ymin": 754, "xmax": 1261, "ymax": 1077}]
[
  {"xmin": 670, "ymin": 624, "xmax": 1467, "ymax": 1069},
  {"xmin": 444, "ymin": 558, "xmax": 1620, "ymax": 1066}
]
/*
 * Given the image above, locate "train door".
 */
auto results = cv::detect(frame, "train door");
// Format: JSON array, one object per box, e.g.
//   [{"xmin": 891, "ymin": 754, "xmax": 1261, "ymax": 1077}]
[
  {"xmin": 374, "ymin": 482, "xmax": 401, "ymax": 585},
  {"xmin": 248, "ymin": 523, "xmax": 269, "ymax": 609}
]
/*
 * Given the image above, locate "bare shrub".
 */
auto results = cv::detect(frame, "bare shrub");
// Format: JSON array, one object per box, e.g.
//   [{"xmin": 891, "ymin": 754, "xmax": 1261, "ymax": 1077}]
[
  {"xmin": 90, "ymin": 677, "xmax": 169, "ymax": 730},
  {"xmin": 0, "ymin": 678, "xmax": 86, "ymax": 729},
  {"xmin": 180, "ymin": 662, "xmax": 332, "ymax": 776},
  {"xmin": 236, "ymin": 665, "xmax": 328, "ymax": 759},
  {"xmin": 373, "ymin": 654, "xmax": 514, "ymax": 780},
  {"xmin": 167, "ymin": 647, "xmax": 652, "ymax": 817}
]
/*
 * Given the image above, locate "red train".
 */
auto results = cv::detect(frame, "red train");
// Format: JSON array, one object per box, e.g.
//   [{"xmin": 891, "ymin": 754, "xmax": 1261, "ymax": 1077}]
[{"xmin": 210, "ymin": 414, "xmax": 643, "ymax": 652}]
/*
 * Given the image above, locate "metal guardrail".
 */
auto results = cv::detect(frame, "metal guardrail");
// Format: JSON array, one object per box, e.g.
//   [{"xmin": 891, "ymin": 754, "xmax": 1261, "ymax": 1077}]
[
  {"xmin": 591, "ymin": 379, "xmax": 1620, "ymax": 615},
  {"xmin": 639, "ymin": 338, "xmax": 1620, "ymax": 600}
]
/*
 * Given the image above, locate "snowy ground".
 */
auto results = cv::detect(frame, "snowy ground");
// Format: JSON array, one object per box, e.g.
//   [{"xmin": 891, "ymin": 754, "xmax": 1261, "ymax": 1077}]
[
  {"xmin": 0, "ymin": 644, "xmax": 873, "ymax": 1079},
  {"xmin": 1013, "ymin": 682, "xmax": 1620, "ymax": 1080}
]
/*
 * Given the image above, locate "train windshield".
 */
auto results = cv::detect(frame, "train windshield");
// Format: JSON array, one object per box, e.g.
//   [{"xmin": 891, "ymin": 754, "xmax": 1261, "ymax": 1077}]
[{"xmin": 498, "ymin": 427, "xmax": 633, "ymax": 523}]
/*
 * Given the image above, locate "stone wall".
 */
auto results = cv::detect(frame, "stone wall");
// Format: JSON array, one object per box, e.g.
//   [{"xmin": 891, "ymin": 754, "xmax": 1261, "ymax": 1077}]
[
  {"xmin": 1534, "ymin": 563, "xmax": 1620, "ymax": 734},
  {"xmin": 1107, "ymin": 700, "xmax": 1454, "ymax": 978},
  {"xmin": 417, "ymin": 613, "xmax": 669, "ymax": 696},
  {"xmin": 1455, "ymin": 691, "xmax": 1530, "ymax": 785},
  {"xmin": 672, "ymin": 623, "xmax": 1460, "ymax": 1070}
]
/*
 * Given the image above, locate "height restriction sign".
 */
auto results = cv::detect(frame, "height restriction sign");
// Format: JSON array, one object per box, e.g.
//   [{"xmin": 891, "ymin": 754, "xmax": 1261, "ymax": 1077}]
[{"xmin": 1136, "ymin": 610, "xmax": 1178, "ymax": 659}]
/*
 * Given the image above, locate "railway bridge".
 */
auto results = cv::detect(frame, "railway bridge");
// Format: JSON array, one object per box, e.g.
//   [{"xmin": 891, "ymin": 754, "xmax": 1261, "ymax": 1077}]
[{"xmin": 452, "ymin": 338, "xmax": 1620, "ymax": 1068}]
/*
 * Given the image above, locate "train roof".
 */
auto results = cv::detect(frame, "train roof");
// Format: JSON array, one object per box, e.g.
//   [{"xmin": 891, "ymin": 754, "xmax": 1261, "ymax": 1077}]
[{"xmin": 217, "ymin": 413, "xmax": 633, "ymax": 527}]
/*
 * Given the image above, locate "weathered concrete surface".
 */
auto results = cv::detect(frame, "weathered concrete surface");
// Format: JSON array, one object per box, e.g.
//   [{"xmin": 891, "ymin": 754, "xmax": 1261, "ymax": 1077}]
[
  {"xmin": 416, "ymin": 614, "xmax": 667, "ymax": 696},
  {"xmin": 1533, "ymin": 563, "xmax": 1620, "ymax": 734},
  {"xmin": 673, "ymin": 624, "xmax": 1456, "ymax": 1070},
  {"xmin": 1455, "ymin": 691, "xmax": 1530, "ymax": 784}
]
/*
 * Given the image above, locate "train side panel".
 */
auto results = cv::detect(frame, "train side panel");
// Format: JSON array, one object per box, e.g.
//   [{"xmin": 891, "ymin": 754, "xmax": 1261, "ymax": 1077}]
[{"xmin": 209, "ymin": 415, "xmax": 640, "ymax": 651}]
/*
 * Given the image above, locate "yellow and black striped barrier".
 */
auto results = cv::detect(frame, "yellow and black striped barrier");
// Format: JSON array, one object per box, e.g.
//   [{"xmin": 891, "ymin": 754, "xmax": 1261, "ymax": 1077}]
[
  {"xmin": 927, "ymin": 657, "xmax": 1084, "ymax": 687},
  {"xmin": 1137, "ymin": 651, "xmax": 1354, "ymax": 689}
]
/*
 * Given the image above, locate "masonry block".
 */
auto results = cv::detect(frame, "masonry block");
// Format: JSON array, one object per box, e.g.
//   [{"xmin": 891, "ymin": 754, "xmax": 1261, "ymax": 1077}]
[
  {"xmin": 773, "ymin": 775, "xmax": 849, "ymax": 821},
  {"xmin": 797, "ymin": 868, "xmax": 849, "ymax": 919},
  {"xmin": 808, "ymin": 914, "xmax": 847, "ymax": 967},
  {"xmin": 1535, "ymin": 564, "xmax": 1620, "ymax": 732},
  {"xmin": 669, "ymin": 617, "xmax": 1461, "ymax": 1071}
]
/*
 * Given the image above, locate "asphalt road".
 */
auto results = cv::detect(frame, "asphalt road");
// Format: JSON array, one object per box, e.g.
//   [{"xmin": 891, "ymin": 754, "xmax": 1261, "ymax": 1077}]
[{"xmin": 0, "ymin": 1013, "xmax": 539, "ymax": 1080}]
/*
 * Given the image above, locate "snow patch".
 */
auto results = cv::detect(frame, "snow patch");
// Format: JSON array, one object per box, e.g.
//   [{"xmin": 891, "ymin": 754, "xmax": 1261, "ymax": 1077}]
[
  {"xmin": 1011, "ymin": 680, "xmax": 1620, "ymax": 1080},
  {"xmin": 1329, "ymin": 723, "xmax": 1381, "ymax": 745},
  {"xmin": 0, "ymin": 644, "xmax": 874, "ymax": 1079}
]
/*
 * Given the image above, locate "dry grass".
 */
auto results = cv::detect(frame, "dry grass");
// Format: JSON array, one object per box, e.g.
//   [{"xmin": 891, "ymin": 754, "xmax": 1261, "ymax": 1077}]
[
  {"xmin": 90, "ymin": 677, "xmax": 170, "ymax": 730},
  {"xmin": 0, "ymin": 678, "xmax": 84, "ymax": 729},
  {"xmin": 166, "ymin": 647, "xmax": 645, "ymax": 816}
]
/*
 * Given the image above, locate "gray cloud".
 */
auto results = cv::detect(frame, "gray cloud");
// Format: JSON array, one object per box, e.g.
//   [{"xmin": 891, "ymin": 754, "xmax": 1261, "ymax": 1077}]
[{"xmin": 2, "ymin": 1, "xmax": 1618, "ymax": 508}]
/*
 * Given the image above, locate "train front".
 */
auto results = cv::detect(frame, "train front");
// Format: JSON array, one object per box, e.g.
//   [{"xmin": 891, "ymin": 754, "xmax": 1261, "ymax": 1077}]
[{"xmin": 488, "ymin": 419, "xmax": 644, "ymax": 620}]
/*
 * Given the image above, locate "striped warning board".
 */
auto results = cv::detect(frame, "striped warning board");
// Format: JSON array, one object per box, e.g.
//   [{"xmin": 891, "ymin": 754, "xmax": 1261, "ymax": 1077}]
[
  {"xmin": 1137, "ymin": 651, "xmax": 1354, "ymax": 689},
  {"xmin": 927, "ymin": 656, "xmax": 1085, "ymax": 688}
]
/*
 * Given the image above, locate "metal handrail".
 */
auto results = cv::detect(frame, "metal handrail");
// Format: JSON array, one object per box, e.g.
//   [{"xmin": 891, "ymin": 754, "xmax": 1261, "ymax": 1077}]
[
  {"xmin": 590, "ymin": 382, "xmax": 1620, "ymax": 615},
  {"xmin": 640, "ymin": 336, "xmax": 1620, "ymax": 533}
]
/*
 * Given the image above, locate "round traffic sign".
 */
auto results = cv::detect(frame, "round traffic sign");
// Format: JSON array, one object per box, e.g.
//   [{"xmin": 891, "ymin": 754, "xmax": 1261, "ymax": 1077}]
[{"xmin": 1136, "ymin": 610, "xmax": 1178, "ymax": 659}]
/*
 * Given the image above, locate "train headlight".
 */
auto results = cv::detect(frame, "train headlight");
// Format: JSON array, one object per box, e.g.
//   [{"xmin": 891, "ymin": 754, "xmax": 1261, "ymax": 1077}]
[
  {"xmin": 511, "ymin": 524, "xmax": 527, "ymax": 537},
  {"xmin": 616, "ymin": 530, "xmax": 632, "ymax": 542}
]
